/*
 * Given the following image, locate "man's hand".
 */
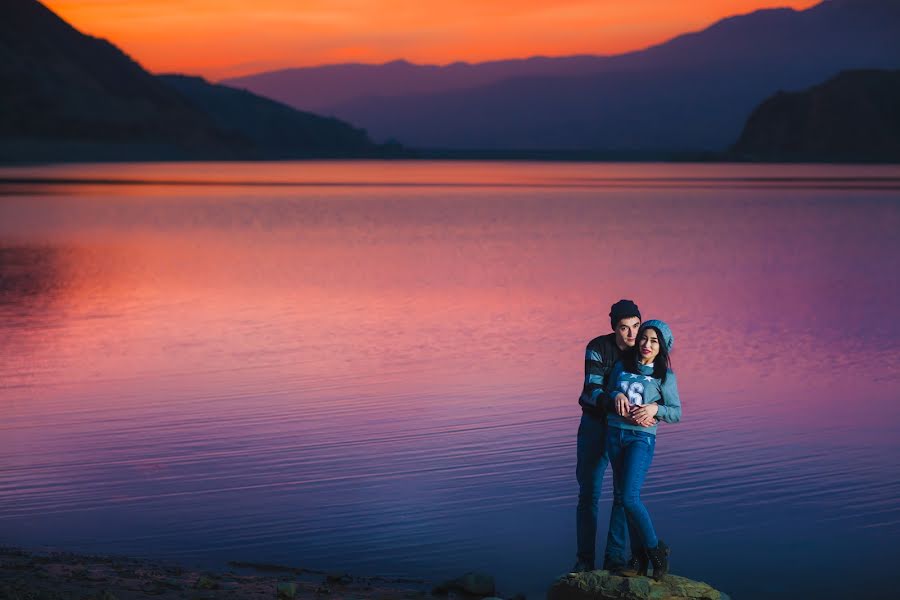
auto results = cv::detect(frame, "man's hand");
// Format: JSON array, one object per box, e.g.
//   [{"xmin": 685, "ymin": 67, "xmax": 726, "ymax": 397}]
[
  {"xmin": 614, "ymin": 393, "xmax": 630, "ymax": 417},
  {"xmin": 629, "ymin": 403, "xmax": 658, "ymax": 426}
]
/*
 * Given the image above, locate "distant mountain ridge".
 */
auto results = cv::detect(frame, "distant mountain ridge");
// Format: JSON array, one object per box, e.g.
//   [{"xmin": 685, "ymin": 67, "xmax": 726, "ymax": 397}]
[
  {"xmin": 224, "ymin": 0, "xmax": 900, "ymax": 151},
  {"xmin": 0, "ymin": 0, "xmax": 380, "ymax": 162},
  {"xmin": 221, "ymin": 56, "xmax": 617, "ymax": 113}
]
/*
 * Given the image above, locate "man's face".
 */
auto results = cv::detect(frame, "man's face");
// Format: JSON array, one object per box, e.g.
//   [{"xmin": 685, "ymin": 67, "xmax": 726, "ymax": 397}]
[{"xmin": 614, "ymin": 317, "xmax": 641, "ymax": 349}]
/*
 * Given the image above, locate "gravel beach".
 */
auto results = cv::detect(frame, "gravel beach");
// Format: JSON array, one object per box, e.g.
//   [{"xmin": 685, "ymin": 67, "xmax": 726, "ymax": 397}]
[{"xmin": 0, "ymin": 547, "xmax": 433, "ymax": 600}]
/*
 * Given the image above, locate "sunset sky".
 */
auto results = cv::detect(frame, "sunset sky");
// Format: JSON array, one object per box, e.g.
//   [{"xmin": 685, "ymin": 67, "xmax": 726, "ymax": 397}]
[{"xmin": 44, "ymin": 0, "xmax": 820, "ymax": 80}]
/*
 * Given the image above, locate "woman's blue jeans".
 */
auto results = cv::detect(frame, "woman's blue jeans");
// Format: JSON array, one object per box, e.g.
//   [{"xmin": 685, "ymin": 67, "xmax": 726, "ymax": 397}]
[
  {"xmin": 605, "ymin": 426, "xmax": 659, "ymax": 551},
  {"xmin": 576, "ymin": 413, "xmax": 627, "ymax": 568}
]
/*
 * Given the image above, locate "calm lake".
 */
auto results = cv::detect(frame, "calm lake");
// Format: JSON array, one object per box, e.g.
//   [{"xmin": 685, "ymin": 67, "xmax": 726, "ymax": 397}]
[{"xmin": 1, "ymin": 161, "xmax": 898, "ymax": 599}]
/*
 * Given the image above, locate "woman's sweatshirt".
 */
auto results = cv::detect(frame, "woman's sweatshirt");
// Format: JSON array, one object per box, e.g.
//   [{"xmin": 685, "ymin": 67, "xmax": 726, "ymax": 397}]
[{"xmin": 603, "ymin": 361, "xmax": 681, "ymax": 435}]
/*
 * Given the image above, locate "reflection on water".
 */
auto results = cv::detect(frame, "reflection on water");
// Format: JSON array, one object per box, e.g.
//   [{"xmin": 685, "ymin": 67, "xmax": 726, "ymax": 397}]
[{"xmin": 1, "ymin": 161, "xmax": 899, "ymax": 599}]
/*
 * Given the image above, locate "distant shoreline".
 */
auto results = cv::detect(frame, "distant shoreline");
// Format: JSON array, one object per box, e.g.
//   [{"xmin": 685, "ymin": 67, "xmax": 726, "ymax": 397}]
[
  {"xmin": 0, "ymin": 144, "xmax": 723, "ymax": 166},
  {"xmin": 3, "ymin": 148, "xmax": 900, "ymax": 166}
]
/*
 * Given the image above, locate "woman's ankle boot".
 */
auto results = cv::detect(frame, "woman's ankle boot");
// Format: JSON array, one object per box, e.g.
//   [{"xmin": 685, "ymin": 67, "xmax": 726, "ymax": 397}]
[
  {"xmin": 617, "ymin": 548, "xmax": 649, "ymax": 577},
  {"xmin": 646, "ymin": 540, "xmax": 670, "ymax": 581}
]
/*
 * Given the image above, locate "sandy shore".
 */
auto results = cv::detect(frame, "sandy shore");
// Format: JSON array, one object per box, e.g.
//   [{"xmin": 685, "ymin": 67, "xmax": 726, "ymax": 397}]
[{"xmin": 0, "ymin": 546, "xmax": 435, "ymax": 600}]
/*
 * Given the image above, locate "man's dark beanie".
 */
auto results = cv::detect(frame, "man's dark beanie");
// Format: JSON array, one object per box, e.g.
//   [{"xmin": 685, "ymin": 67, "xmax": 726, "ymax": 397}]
[{"xmin": 609, "ymin": 299, "xmax": 641, "ymax": 329}]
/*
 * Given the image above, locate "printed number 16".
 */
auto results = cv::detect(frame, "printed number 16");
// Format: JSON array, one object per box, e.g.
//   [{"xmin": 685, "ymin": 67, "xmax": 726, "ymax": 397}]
[{"xmin": 619, "ymin": 381, "xmax": 645, "ymax": 405}]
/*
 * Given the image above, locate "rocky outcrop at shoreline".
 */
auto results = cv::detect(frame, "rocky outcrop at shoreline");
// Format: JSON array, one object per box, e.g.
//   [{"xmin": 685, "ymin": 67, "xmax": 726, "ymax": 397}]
[{"xmin": 548, "ymin": 569, "xmax": 730, "ymax": 600}]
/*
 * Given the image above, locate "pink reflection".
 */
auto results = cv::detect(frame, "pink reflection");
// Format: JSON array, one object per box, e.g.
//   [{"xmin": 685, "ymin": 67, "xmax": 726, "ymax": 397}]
[
  {"xmin": 2, "ymin": 160, "xmax": 900, "ymax": 189},
  {"xmin": 0, "ymin": 161, "xmax": 898, "ymax": 447}
]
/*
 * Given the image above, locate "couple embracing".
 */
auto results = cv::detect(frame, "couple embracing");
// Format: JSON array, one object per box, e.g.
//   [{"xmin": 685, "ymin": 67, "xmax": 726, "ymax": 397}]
[{"xmin": 574, "ymin": 299, "xmax": 682, "ymax": 580}]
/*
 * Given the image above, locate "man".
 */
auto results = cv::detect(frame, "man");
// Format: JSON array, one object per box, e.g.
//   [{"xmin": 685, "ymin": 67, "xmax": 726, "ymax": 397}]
[{"xmin": 574, "ymin": 299, "xmax": 653, "ymax": 572}]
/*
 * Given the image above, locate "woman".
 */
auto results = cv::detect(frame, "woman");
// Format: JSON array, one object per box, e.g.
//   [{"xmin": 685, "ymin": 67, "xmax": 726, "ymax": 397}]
[{"xmin": 603, "ymin": 319, "xmax": 681, "ymax": 580}]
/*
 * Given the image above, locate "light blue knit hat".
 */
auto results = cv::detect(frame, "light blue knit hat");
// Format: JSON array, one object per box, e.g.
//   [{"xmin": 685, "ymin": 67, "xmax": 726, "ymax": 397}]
[{"xmin": 641, "ymin": 319, "xmax": 674, "ymax": 352}]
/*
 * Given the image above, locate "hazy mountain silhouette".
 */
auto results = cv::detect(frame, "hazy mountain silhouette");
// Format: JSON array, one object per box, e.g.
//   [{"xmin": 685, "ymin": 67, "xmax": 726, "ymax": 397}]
[
  {"xmin": 225, "ymin": 0, "xmax": 900, "ymax": 152},
  {"xmin": 731, "ymin": 69, "xmax": 900, "ymax": 162},
  {"xmin": 0, "ymin": 0, "xmax": 380, "ymax": 162},
  {"xmin": 222, "ymin": 56, "xmax": 618, "ymax": 113}
]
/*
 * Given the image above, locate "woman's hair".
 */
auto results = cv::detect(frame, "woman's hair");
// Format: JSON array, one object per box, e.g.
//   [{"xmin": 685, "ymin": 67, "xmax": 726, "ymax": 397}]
[{"xmin": 623, "ymin": 324, "xmax": 671, "ymax": 382}]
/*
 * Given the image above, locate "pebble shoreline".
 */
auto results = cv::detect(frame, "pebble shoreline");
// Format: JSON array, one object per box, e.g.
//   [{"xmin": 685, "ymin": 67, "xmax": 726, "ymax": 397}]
[{"xmin": 0, "ymin": 546, "xmax": 433, "ymax": 600}]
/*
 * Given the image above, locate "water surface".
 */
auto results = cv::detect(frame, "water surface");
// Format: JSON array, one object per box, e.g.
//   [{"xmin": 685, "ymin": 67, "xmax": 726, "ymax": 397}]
[{"xmin": 1, "ymin": 161, "xmax": 899, "ymax": 599}]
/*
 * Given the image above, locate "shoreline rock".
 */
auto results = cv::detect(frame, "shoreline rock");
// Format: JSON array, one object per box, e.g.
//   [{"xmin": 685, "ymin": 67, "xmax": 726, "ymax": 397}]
[
  {"xmin": 432, "ymin": 571, "xmax": 498, "ymax": 597},
  {"xmin": 548, "ymin": 569, "xmax": 730, "ymax": 600}
]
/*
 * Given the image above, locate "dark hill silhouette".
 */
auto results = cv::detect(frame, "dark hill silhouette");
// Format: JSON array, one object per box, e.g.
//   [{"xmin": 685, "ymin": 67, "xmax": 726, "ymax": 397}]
[
  {"xmin": 731, "ymin": 69, "xmax": 900, "ymax": 162},
  {"xmin": 0, "ymin": 0, "xmax": 380, "ymax": 162},
  {"xmin": 225, "ymin": 0, "xmax": 900, "ymax": 152},
  {"xmin": 158, "ymin": 75, "xmax": 374, "ymax": 158},
  {"xmin": 0, "ymin": 0, "xmax": 241, "ymax": 160}
]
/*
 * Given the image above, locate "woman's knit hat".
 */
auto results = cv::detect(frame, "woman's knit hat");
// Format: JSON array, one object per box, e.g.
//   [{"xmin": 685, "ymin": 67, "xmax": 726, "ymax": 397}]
[{"xmin": 641, "ymin": 319, "xmax": 674, "ymax": 352}]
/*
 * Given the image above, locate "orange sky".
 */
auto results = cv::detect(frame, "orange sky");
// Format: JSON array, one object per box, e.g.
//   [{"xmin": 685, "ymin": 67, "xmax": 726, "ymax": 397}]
[{"xmin": 44, "ymin": 0, "xmax": 820, "ymax": 80}]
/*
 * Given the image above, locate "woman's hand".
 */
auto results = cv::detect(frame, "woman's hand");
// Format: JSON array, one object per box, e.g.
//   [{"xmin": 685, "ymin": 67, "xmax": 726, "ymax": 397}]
[
  {"xmin": 614, "ymin": 393, "xmax": 630, "ymax": 417},
  {"xmin": 629, "ymin": 403, "xmax": 658, "ymax": 423},
  {"xmin": 629, "ymin": 413, "xmax": 657, "ymax": 427}
]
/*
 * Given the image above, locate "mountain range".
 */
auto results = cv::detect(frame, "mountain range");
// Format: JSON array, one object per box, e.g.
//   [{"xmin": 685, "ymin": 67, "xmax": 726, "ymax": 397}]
[
  {"xmin": 3, "ymin": 0, "xmax": 899, "ymax": 161},
  {"xmin": 224, "ymin": 0, "xmax": 900, "ymax": 152}
]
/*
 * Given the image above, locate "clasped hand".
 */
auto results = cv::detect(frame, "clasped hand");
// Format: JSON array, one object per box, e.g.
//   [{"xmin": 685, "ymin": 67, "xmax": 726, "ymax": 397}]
[{"xmin": 614, "ymin": 393, "xmax": 658, "ymax": 427}]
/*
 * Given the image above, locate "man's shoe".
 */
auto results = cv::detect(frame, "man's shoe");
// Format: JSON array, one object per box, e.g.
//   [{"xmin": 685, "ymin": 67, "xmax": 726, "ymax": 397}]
[
  {"xmin": 616, "ymin": 548, "xmax": 649, "ymax": 577},
  {"xmin": 602, "ymin": 558, "xmax": 627, "ymax": 573},
  {"xmin": 570, "ymin": 560, "xmax": 595, "ymax": 573}
]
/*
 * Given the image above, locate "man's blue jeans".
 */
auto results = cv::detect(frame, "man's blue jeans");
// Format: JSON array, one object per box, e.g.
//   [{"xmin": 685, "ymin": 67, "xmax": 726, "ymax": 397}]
[
  {"xmin": 576, "ymin": 412, "xmax": 627, "ymax": 568},
  {"xmin": 605, "ymin": 426, "xmax": 659, "ymax": 551}
]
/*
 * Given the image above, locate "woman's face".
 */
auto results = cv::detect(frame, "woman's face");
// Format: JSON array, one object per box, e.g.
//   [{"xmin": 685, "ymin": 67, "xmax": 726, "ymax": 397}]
[{"xmin": 638, "ymin": 328, "xmax": 660, "ymax": 364}]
